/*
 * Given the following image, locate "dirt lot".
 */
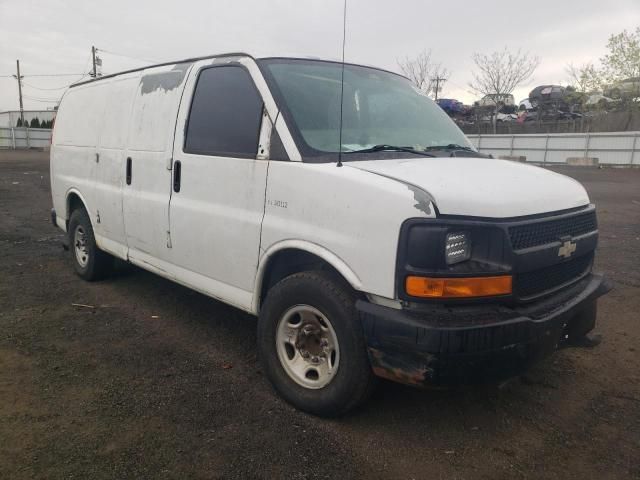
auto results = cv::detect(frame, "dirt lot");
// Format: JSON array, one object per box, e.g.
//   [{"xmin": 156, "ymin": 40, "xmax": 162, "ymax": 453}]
[{"xmin": 1, "ymin": 150, "xmax": 639, "ymax": 479}]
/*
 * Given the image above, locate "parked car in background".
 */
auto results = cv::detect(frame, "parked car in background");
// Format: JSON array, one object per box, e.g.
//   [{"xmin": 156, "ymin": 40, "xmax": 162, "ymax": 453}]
[
  {"xmin": 528, "ymin": 85, "xmax": 566, "ymax": 108},
  {"xmin": 436, "ymin": 98, "xmax": 466, "ymax": 116},
  {"xmin": 518, "ymin": 98, "xmax": 533, "ymax": 111},
  {"xmin": 585, "ymin": 93, "xmax": 615, "ymax": 108},
  {"xmin": 493, "ymin": 112, "xmax": 518, "ymax": 122},
  {"xmin": 474, "ymin": 93, "xmax": 515, "ymax": 107},
  {"xmin": 517, "ymin": 109, "xmax": 581, "ymax": 123},
  {"xmin": 603, "ymin": 77, "xmax": 640, "ymax": 99}
]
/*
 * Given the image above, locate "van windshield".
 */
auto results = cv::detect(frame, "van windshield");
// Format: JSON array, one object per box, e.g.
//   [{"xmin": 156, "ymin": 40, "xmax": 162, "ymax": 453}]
[{"xmin": 260, "ymin": 58, "xmax": 474, "ymax": 160}]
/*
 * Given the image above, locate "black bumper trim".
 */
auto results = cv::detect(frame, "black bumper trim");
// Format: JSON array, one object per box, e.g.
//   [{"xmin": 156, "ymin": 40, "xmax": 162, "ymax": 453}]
[{"xmin": 358, "ymin": 274, "xmax": 612, "ymax": 386}]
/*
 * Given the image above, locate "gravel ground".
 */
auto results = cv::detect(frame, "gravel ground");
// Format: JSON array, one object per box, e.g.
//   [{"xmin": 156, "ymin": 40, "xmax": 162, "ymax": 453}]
[{"xmin": 1, "ymin": 150, "xmax": 639, "ymax": 479}]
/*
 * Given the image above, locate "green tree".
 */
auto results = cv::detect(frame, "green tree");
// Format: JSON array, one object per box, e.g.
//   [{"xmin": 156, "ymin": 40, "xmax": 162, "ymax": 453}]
[
  {"xmin": 601, "ymin": 27, "xmax": 640, "ymax": 81},
  {"xmin": 30, "ymin": 117, "xmax": 41, "ymax": 128},
  {"xmin": 16, "ymin": 117, "xmax": 22, "ymax": 127},
  {"xmin": 566, "ymin": 62, "xmax": 602, "ymax": 93}
]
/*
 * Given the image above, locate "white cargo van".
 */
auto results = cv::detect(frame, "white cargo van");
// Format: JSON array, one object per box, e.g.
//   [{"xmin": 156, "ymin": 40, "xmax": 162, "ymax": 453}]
[{"xmin": 51, "ymin": 53, "xmax": 611, "ymax": 416}]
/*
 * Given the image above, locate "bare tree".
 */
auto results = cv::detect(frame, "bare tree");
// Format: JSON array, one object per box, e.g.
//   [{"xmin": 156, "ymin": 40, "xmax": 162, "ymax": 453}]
[
  {"xmin": 469, "ymin": 47, "xmax": 540, "ymax": 100},
  {"xmin": 397, "ymin": 49, "xmax": 449, "ymax": 98}
]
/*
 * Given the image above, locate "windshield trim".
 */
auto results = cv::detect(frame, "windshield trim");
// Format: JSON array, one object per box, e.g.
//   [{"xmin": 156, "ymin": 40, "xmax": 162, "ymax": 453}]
[
  {"xmin": 258, "ymin": 58, "xmax": 353, "ymax": 162},
  {"xmin": 258, "ymin": 56, "xmax": 410, "ymax": 81}
]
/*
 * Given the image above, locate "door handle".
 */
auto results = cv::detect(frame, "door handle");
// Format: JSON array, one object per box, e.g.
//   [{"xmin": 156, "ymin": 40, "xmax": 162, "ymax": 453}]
[
  {"xmin": 126, "ymin": 157, "xmax": 132, "ymax": 185},
  {"xmin": 173, "ymin": 160, "xmax": 181, "ymax": 192}
]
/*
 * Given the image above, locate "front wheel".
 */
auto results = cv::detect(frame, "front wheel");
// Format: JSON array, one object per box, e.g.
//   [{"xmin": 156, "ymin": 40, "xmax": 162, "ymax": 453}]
[{"xmin": 257, "ymin": 271, "xmax": 375, "ymax": 417}]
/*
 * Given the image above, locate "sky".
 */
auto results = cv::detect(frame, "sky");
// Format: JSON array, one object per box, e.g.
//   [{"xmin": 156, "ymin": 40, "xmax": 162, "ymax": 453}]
[{"xmin": 1, "ymin": 0, "xmax": 639, "ymax": 112}]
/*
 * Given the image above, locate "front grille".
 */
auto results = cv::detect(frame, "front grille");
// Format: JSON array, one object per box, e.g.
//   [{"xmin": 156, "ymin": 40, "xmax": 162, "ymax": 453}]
[
  {"xmin": 515, "ymin": 253, "xmax": 593, "ymax": 299},
  {"xmin": 509, "ymin": 211, "xmax": 597, "ymax": 250}
]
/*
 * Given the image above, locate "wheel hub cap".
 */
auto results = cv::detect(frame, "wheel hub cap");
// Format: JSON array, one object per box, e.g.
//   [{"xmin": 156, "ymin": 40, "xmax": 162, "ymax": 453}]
[
  {"xmin": 276, "ymin": 305, "xmax": 340, "ymax": 389},
  {"xmin": 74, "ymin": 226, "xmax": 89, "ymax": 267}
]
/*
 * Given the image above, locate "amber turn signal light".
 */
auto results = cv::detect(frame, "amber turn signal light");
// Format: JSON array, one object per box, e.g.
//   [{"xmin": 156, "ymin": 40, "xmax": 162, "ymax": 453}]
[{"xmin": 405, "ymin": 275, "xmax": 512, "ymax": 298}]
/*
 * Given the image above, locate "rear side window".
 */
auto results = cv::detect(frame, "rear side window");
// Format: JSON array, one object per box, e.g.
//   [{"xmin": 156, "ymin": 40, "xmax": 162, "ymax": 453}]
[{"xmin": 185, "ymin": 66, "xmax": 263, "ymax": 158}]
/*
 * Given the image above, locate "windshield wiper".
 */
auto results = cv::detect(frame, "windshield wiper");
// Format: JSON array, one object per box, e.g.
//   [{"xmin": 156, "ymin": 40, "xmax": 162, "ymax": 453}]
[
  {"xmin": 346, "ymin": 144, "xmax": 436, "ymax": 157},
  {"xmin": 425, "ymin": 143, "xmax": 476, "ymax": 152}
]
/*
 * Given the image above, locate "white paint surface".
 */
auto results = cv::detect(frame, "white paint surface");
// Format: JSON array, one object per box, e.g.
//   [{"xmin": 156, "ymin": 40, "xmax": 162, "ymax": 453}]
[
  {"xmin": 346, "ymin": 157, "xmax": 590, "ymax": 218},
  {"xmin": 51, "ymin": 54, "xmax": 593, "ymax": 315}
]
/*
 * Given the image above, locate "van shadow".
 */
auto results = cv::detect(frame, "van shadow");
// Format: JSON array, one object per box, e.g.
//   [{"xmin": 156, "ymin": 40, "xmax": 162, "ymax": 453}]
[{"xmin": 105, "ymin": 262, "xmax": 557, "ymax": 432}]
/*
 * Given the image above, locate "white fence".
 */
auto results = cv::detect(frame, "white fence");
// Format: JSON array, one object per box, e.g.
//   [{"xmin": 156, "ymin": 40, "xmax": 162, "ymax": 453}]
[
  {"xmin": 0, "ymin": 127, "xmax": 51, "ymax": 150},
  {"xmin": 2, "ymin": 127, "xmax": 638, "ymax": 164},
  {"xmin": 467, "ymin": 132, "xmax": 640, "ymax": 166}
]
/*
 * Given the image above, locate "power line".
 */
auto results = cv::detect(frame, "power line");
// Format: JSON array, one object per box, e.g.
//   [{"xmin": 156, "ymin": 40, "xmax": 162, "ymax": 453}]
[
  {"xmin": 5, "ymin": 52, "xmax": 92, "ymax": 111},
  {"xmin": 97, "ymin": 48, "xmax": 158, "ymax": 64},
  {"xmin": 1, "ymin": 73, "xmax": 88, "ymax": 77},
  {"xmin": 22, "ymin": 81, "xmax": 73, "ymax": 91},
  {"xmin": 0, "ymin": 49, "xmax": 111, "ymax": 81},
  {"xmin": 443, "ymin": 78, "xmax": 481, "ymax": 100},
  {"xmin": 23, "ymin": 93, "xmax": 62, "ymax": 100},
  {"xmin": 22, "ymin": 95, "xmax": 62, "ymax": 103}
]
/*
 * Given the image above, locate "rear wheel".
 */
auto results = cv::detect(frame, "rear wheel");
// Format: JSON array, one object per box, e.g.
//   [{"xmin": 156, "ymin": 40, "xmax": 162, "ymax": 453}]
[
  {"xmin": 257, "ymin": 271, "xmax": 375, "ymax": 417},
  {"xmin": 68, "ymin": 207, "xmax": 113, "ymax": 281}
]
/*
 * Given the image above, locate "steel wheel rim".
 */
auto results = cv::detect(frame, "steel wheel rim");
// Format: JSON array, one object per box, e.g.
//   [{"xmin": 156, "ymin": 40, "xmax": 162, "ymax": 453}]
[
  {"xmin": 74, "ymin": 225, "xmax": 89, "ymax": 268},
  {"xmin": 275, "ymin": 305, "xmax": 340, "ymax": 389}
]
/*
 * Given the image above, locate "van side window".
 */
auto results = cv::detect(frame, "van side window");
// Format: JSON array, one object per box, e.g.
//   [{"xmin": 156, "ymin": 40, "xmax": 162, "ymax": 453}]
[{"xmin": 185, "ymin": 66, "xmax": 263, "ymax": 158}]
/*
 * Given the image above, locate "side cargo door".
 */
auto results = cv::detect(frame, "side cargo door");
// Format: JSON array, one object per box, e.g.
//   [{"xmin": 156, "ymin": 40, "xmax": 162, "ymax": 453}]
[
  {"xmin": 121, "ymin": 64, "xmax": 192, "ymax": 268},
  {"xmin": 167, "ymin": 59, "xmax": 270, "ymax": 311},
  {"xmin": 92, "ymin": 74, "xmax": 139, "ymax": 259}
]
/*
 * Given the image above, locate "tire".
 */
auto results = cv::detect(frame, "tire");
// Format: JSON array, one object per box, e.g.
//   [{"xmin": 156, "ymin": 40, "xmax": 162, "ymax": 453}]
[
  {"xmin": 567, "ymin": 300, "xmax": 597, "ymax": 339},
  {"xmin": 257, "ymin": 271, "xmax": 375, "ymax": 417},
  {"xmin": 68, "ymin": 207, "xmax": 113, "ymax": 281}
]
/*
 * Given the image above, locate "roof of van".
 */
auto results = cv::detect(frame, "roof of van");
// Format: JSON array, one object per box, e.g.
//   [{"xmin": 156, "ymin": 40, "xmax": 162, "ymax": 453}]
[
  {"xmin": 71, "ymin": 53, "xmax": 407, "ymax": 88},
  {"xmin": 71, "ymin": 52, "xmax": 254, "ymax": 88}
]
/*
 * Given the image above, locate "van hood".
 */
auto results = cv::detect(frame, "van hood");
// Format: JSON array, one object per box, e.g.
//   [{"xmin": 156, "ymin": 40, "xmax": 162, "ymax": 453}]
[{"xmin": 346, "ymin": 157, "xmax": 590, "ymax": 218}]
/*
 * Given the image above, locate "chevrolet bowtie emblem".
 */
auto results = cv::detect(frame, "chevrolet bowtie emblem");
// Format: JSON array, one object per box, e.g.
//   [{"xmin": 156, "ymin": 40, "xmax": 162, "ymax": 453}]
[{"xmin": 558, "ymin": 240, "xmax": 577, "ymax": 259}]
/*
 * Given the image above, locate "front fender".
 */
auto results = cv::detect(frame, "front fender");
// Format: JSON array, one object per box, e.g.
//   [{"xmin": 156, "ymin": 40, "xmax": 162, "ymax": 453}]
[{"xmin": 252, "ymin": 239, "xmax": 363, "ymax": 312}]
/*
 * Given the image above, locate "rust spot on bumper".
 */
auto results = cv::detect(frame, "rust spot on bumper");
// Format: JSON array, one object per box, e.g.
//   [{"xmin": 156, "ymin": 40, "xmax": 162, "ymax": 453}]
[{"xmin": 368, "ymin": 347, "xmax": 435, "ymax": 386}]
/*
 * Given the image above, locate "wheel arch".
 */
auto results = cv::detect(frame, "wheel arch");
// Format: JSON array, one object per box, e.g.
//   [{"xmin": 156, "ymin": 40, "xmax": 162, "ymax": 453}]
[
  {"xmin": 253, "ymin": 241, "xmax": 363, "ymax": 313},
  {"xmin": 64, "ymin": 188, "xmax": 90, "ymax": 227}
]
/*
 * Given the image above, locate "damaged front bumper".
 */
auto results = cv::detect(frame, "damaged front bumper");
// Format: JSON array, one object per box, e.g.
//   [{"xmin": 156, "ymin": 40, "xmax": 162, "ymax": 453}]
[{"xmin": 357, "ymin": 274, "xmax": 612, "ymax": 386}]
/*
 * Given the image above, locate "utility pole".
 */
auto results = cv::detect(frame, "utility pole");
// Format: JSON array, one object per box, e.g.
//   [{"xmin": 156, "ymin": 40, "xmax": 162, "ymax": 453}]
[
  {"xmin": 431, "ymin": 76, "xmax": 446, "ymax": 101},
  {"xmin": 13, "ymin": 60, "xmax": 24, "ymax": 126},
  {"xmin": 91, "ymin": 46, "xmax": 97, "ymax": 78}
]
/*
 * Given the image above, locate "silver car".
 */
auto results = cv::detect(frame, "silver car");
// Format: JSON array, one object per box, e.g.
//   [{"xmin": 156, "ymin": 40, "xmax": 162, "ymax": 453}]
[{"xmin": 604, "ymin": 77, "xmax": 640, "ymax": 99}]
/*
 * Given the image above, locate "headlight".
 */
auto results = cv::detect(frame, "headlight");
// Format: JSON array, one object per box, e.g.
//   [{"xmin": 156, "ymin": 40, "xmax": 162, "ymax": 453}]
[
  {"xmin": 445, "ymin": 232, "xmax": 471, "ymax": 265},
  {"xmin": 397, "ymin": 221, "xmax": 509, "ymax": 302}
]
